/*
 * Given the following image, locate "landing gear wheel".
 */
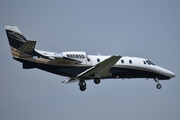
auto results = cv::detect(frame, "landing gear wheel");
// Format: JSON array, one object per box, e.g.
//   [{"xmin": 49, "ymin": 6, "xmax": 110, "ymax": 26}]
[
  {"xmin": 78, "ymin": 80, "xmax": 86, "ymax": 91},
  {"xmin": 79, "ymin": 85, "xmax": 86, "ymax": 91},
  {"xmin": 154, "ymin": 78, "xmax": 162, "ymax": 89},
  {"xmin": 156, "ymin": 84, "xmax": 162, "ymax": 89},
  {"xmin": 94, "ymin": 78, "xmax": 100, "ymax": 84}
]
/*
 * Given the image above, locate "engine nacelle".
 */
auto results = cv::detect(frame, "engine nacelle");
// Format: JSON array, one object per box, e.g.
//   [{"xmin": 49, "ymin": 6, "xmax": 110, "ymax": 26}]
[
  {"xmin": 62, "ymin": 51, "xmax": 87, "ymax": 59},
  {"xmin": 53, "ymin": 51, "xmax": 87, "ymax": 64}
]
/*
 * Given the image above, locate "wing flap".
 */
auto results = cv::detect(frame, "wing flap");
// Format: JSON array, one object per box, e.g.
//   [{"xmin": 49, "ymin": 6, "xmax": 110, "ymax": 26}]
[{"xmin": 62, "ymin": 78, "xmax": 79, "ymax": 83}]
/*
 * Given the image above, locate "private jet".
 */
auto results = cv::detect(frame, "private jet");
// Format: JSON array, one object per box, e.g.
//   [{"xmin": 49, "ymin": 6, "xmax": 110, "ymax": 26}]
[{"xmin": 5, "ymin": 25, "xmax": 175, "ymax": 91}]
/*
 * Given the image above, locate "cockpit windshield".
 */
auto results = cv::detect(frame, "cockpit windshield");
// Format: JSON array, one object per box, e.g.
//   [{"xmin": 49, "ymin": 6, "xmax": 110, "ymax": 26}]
[{"xmin": 145, "ymin": 60, "xmax": 156, "ymax": 65}]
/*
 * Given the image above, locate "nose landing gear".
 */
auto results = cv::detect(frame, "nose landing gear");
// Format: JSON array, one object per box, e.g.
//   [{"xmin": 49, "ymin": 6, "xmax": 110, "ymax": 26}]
[
  {"xmin": 156, "ymin": 83, "xmax": 162, "ymax": 89},
  {"xmin": 154, "ymin": 78, "xmax": 162, "ymax": 89}
]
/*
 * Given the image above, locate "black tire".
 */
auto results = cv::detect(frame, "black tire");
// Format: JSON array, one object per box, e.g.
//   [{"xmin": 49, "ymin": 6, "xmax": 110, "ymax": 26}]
[
  {"xmin": 156, "ymin": 84, "xmax": 162, "ymax": 89},
  {"xmin": 79, "ymin": 85, "xmax": 86, "ymax": 91},
  {"xmin": 94, "ymin": 78, "xmax": 100, "ymax": 84}
]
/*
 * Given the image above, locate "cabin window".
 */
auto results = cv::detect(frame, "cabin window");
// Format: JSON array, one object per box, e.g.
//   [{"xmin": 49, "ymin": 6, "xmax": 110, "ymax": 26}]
[
  {"xmin": 67, "ymin": 54, "xmax": 70, "ymax": 57},
  {"xmin": 129, "ymin": 60, "xmax": 132, "ymax": 64},
  {"xmin": 87, "ymin": 58, "xmax": 90, "ymax": 62},
  {"xmin": 146, "ymin": 60, "xmax": 155, "ymax": 65},
  {"xmin": 121, "ymin": 60, "xmax": 124, "ymax": 63},
  {"xmin": 76, "ymin": 54, "xmax": 79, "ymax": 58},
  {"xmin": 70, "ymin": 54, "xmax": 73, "ymax": 58},
  {"xmin": 146, "ymin": 60, "xmax": 152, "ymax": 65},
  {"xmin": 97, "ymin": 58, "xmax": 100, "ymax": 62}
]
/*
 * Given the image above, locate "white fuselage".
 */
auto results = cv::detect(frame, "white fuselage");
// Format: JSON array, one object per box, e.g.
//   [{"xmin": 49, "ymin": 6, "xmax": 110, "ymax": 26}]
[
  {"xmin": 36, "ymin": 50, "xmax": 175, "ymax": 79},
  {"xmin": 88, "ymin": 55, "xmax": 175, "ymax": 79}
]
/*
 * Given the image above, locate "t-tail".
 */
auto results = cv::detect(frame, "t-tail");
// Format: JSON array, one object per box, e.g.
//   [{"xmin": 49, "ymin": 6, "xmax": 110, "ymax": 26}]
[{"xmin": 5, "ymin": 26, "xmax": 37, "ymax": 58}]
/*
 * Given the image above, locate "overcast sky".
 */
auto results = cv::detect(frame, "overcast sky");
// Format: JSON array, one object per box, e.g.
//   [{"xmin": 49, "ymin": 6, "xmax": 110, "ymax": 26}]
[{"xmin": 0, "ymin": 0, "xmax": 180, "ymax": 120}]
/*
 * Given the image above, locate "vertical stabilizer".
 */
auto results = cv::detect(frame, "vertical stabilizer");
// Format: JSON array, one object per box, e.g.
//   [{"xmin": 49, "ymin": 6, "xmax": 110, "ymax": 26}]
[{"xmin": 5, "ymin": 26, "xmax": 27, "ymax": 57}]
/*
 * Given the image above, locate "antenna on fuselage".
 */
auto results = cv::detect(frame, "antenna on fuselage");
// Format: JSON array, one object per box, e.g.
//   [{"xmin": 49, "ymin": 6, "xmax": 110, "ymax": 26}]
[
  {"xmin": 97, "ymin": 52, "xmax": 101, "ymax": 56},
  {"xmin": 20, "ymin": 28, "xmax": 60, "ymax": 51}
]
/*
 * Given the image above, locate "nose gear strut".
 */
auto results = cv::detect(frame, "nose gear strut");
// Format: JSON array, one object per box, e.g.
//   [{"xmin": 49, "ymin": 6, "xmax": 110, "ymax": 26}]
[{"xmin": 154, "ymin": 78, "xmax": 162, "ymax": 89}]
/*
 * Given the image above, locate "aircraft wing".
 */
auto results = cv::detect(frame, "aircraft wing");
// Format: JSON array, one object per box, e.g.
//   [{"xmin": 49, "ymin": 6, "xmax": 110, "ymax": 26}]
[{"xmin": 77, "ymin": 55, "xmax": 121, "ymax": 78}]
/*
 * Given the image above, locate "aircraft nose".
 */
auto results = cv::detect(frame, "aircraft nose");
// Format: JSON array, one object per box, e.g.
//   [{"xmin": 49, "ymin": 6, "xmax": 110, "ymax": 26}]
[
  {"xmin": 157, "ymin": 66, "xmax": 175, "ymax": 78},
  {"xmin": 162, "ymin": 68, "xmax": 175, "ymax": 78},
  {"xmin": 169, "ymin": 71, "xmax": 176, "ymax": 78}
]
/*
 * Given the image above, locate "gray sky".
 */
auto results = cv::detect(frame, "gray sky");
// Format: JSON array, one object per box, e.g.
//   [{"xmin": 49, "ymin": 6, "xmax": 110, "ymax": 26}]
[{"xmin": 0, "ymin": 0, "xmax": 180, "ymax": 120}]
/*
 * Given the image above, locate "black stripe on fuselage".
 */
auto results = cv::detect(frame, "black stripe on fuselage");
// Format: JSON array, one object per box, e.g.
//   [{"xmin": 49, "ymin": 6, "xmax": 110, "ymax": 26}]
[
  {"xmin": 110, "ymin": 67, "xmax": 170, "ymax": 80},
  {"xmin": 14, "ymin": 57, "xmax": 170, "ymax": 80}
]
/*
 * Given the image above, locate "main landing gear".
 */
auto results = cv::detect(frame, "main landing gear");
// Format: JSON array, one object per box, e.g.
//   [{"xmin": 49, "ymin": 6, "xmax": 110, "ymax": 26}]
[
  {"xmin": 154, "ymin": 78, "xmax": 162, "ymax": 89},
  {"xmin": 78, "ymin": 78, "xmax": 101, "ymax": 91},
  {"xmin": 94, "ymin": 78, "xmax": 101, "ymax": 84},
  {"xmin": 79, "ymin": 80, "xmax": 86, "ymax": 91}
]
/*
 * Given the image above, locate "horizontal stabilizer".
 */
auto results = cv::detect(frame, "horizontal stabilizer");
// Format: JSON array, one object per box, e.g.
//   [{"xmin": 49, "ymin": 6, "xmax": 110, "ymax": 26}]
[{"xmin": 18, "ymin": 41, "xmax": 36, "ymax": 53}]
